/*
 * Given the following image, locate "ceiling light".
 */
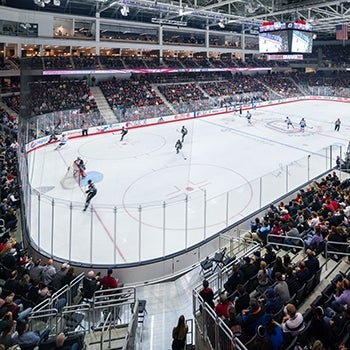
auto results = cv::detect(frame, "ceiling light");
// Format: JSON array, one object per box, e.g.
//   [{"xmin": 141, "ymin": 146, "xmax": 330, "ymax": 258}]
[
  {"xmin": 218, "ymin": 20, "xmax": 225, "ymax": 28},
  {"xmin": 120, "ymin": 5, "xmax": 129, "ymax": 16}
]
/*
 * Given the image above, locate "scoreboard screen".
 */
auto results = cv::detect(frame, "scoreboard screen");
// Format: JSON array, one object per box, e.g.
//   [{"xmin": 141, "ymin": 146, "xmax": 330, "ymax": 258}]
[
  {"xmin": 291, "ymin": 30, "xmax": 313, "ymax": 53},
  {"xmin": 259, "ymin": 22, "xmax": 313, "ymax": 54},
  {"xmin": 259, "ymin": 31, "xmax": 289, "ymax": 53}
]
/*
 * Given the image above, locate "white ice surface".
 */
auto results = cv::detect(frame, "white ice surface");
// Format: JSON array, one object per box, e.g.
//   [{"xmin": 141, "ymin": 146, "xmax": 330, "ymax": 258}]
[{"xmin": 27, "ymin": 100, "xmax": 350, "ymax": 264}]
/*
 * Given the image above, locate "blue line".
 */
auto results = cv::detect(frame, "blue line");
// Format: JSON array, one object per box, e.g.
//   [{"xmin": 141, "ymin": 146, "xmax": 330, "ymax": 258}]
[{"xmin": 199, "ymin": 117, "xmax": 328, "ymax": 158}]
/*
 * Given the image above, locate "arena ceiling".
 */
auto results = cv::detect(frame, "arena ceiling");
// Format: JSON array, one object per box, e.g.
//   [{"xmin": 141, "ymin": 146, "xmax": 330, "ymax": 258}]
[{"xmin": 5, "ymin": 0, "xmax": 350, "ymax": 40}]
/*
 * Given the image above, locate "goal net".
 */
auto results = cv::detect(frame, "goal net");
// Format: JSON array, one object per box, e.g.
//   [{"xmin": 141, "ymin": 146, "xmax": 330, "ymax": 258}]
[{"xmin": 60, "ymin": 162, "xmax": 82, "ymax": 189}]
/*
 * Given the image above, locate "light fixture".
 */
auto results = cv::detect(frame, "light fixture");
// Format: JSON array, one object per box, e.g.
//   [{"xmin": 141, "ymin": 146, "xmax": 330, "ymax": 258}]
[
  {"xmin": 218, "ymin": 20, "xmax": 225, "ymax": 28},
  {"xmin": 120, "ymin": 5, "xmax": 129, "ymax": 16},
  {"xmin": 33, "ymin": 0, "xmax": 61, "ymax": 7}
]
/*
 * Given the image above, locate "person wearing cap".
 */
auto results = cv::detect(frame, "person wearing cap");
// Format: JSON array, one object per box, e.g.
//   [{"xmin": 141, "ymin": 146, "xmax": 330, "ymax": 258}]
[
  {"xmin": 51, "ymin": 263, "xmax": 70, "ymax": 291},
  {"xmin": 259, "ymin": 288, "xmax": 283, "ymax": 315},
  {"xmin": 101, "ymin": 268, "xmax": 119, "ymax": 291}
]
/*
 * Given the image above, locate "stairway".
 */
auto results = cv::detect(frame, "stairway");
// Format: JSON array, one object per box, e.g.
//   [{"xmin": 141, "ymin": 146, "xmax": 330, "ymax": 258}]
[
  {"xmin": 85, "ymin": 325, "xmax": 129, "ymax": 350},
  {"xmin": 150, "ymin": 84, "xmax": 176, "ymax": 114},
  {"xmin": 90, "ymin": 86, "xmax": 117, "ymax": 124}
]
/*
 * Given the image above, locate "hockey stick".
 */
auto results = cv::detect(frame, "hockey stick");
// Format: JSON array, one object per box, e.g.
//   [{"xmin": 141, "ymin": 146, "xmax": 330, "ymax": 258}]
[{"xmin": 180, "ymin": 149, "xmax": 187, "ymax": 160}]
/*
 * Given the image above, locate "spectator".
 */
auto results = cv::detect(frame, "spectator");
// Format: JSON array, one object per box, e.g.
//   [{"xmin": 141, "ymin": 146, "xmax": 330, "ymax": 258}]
[
  {"xmin": 199, "ymin": 280, "xmax": 214, "ymax": 309},
  {"xmin": 234, "ymin": 284, "xmax": 250, "ymax": 315},
  {"xmin": 304, "ymin": 249, "xmax": 320, "ymax": 274},
  {"xmin": 263, "ymin": 245, "xmax": 276, "ymax": 265},
  {"xmin": 332, "ymin": 277, "xmax": 350, "ymax": 312},
  {"xmin": 257, "ymin": 260, "xmax": 270, "ymax": 293},
  {"xmin": 224, "ymin": 264, "xmax": 244, "ymax": 295},
  {"xmin": 239, "ymin": 256, "xmax": 258, "ymax": 281},
  {"xmin": 51, "ymin": 263, "xmax": 70, "ymax": 291},
  {"xmin": 296, "ymin": 260, "xmax": 311, "ymax": 285},
  {"xmin": 241, "ymin": 298, "xmax": 266, "ymax": 340},
  {"xmin": 274, "ymin": 272, "xmax": 290, "ymax": 304},
  {"xmin": 281, "ymin": 303, "xmax": 305, "ymax": 337},
  {"xmin": 41, "ymin": 259, "xmax": 56, "ymax": 287},
  {"xmin": 285, "ymin": 267, "xmax": 301, "ymax": 297},
  {"xmin": 270, "ymin": 257, "xmax": 286, "ymax": 281},
  {"xmin": 82, "ymin": 271, "xmax": 101, "ymax": 299},
  {"xmin": 101, "ymin": 268, "xmax": 119, "ymax": 290},
  {"xmin": 257, "ymin": 315, "xmax": 284, "ymax": 350},
  {"xmin": 29, "ymin": 258, "xmax": 43, "ymax": 283},
  {"xmin": 171, "ymin": 315, "xmax": 188, "ymax": 350},
  {"xmin": 215, "ymin": 292, "xmax": 232, "ymax": 319},
  {"xmin": 259, "ymin": 288, "xmax": 283, "ymax": 315},
  {"xmin": 12, "ymin": 320, "xmax": 49, "ymax": 347}
]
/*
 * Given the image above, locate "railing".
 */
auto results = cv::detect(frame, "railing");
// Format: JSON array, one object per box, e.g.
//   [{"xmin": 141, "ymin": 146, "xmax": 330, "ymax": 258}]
[
  {"xmin": 19, "ymin": 142, "xmax": 340, "ymax": 265},
  {"xmin": 193, "ymin": 294, "xmax": 248, "ymax": 350},
  {"xmin": 266, "ymin": 233, "xmax": 306, "ymax": 252},
  {"xmin": 324, "ymin": 241, "xmax": 350, "ymax": 270}
]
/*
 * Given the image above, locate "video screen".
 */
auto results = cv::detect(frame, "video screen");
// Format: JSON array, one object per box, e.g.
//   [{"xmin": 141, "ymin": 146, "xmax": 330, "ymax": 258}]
[
  {"xmin": 291, "ymin": 30, "xmax": 313, "ymax": 53},
  {"xmin": 259, "ymin": 31, "xmax": 289, "ymax": 53}
]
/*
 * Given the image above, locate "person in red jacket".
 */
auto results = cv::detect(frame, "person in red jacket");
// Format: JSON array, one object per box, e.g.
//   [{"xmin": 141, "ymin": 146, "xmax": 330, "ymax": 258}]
[
  {"xmin": 215, "ymin": 292, "xmax": 232, "ymax": 320},
  {"xmin": 101, "ymin": 268, "xmax": 119, "ymax": 290},
  {"xmin": 199, "ymin": 280, "xmax": 215, "ymax": 309}
]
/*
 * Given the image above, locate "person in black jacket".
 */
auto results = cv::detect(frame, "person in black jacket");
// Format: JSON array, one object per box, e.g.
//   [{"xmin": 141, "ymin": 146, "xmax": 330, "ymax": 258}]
[
  {"xmin": 82, "ymin": 271, "xmax": 100, "ymax": 299},
  {"xmin": 224, "ymin": 264, "xmax": 244, "ymax": 295}
]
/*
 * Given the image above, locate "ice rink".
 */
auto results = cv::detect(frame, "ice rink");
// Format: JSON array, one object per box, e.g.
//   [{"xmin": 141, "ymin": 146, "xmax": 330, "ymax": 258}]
[{"xmin": 27, "ymin": 99, "xmax": 350, "ymax": 264}]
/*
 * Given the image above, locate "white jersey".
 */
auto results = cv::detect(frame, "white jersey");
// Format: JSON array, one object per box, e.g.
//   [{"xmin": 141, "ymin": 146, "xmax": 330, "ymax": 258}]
[{"xmin": 60, "ymin": 135, "xmax": 68, "ymax": 144}]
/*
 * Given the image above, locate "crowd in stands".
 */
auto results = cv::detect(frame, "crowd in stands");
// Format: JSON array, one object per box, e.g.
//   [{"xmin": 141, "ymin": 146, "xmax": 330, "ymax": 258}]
[
  {"xmin": 98, "ymin": 75, "xmax": 173, "ymax": 119},
  {"xmin": 197, "ymin": 170, "xmax": 350, "ymax": 349},
  {"xmin": 0, "ymin": 107, "xmax": 17, "ymax": 136},
  {"xmin": 2, "ymin": 55, "xmax": 350, "ymax": 349},
  {"xmin": 26, "ymin": 79, "xmax": 98, "ymax": 117},
  {"xmin": 1, "ymin": 55, "xmax": 299, "ymax": 71}
]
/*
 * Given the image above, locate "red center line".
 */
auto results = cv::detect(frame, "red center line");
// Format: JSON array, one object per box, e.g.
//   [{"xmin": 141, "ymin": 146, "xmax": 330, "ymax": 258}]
[{"xmin": 57, "ymin": 149, "xmax": 127, "ymax": 262}]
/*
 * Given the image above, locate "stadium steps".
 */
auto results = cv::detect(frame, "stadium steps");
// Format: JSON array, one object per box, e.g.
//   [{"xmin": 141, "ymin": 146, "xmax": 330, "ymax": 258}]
[
  {"xmin": 84, "ymin": 325, "xmax": 129, "ymax": 350},
  {"xmin": 89, "ymin": 86, "xmax": 117, "ymax": 124},
  {"xmin": 150, "ymin": 84, "xmax": 176, "ymax": 113}
]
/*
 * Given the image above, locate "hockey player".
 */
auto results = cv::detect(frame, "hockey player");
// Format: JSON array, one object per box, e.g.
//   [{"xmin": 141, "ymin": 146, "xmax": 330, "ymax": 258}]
[
  {"xmin": 47, "ymin": 130, "xmax": 58, "ymax": 144},
  {"xmin": 175, "ymin": 139, "xmax": 182, "ymax": 154},
  {"xmin": 120, "ymin": 126, "xmax": 128, "ymax": 141},
  {"xmin": 74, "ymin": 157, "xmax": 86, "ymax": 178},
  {"xmin": 285, "ymin": 116, "xmax": 294, "ymax": 129},
  {"xmin": 335, "ymin": 118, "xmax": 341, "ymax": 132},
  {"xmin": 83, "ymin": 180, "xmax": 97, "ymax": 211},
  {"xmin": 299, "ymin": 118, "xmax": 306, "ymax": 132},
  {"xmin": 55, "ymin": 133, "xmax": 68, "ymax": 150},
  {"xmin": 246, "ymin": 111, "xmax": 252, "ymax": 125},
  {"xmin": 181, "ymin": 126, "xmax": 188, "ymax": 142}
]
